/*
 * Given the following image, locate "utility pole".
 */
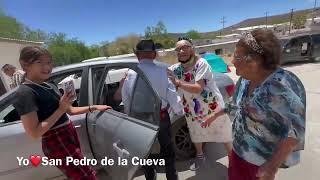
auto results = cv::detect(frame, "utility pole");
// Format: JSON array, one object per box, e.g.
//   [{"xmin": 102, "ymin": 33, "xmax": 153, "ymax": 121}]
[
  {"xmin": 289, "ymin": 9, "xmax": 294, "ymax": 34},
  {"xmin": 265, "ymin": 12, "xmax": 269, "ymax": 29},
  {"xmin": 312, "ymin": 0, "xmax": 317, "ymax": 23},
  {"xmin": 220, "ymin": 16, "xmax": 226, "ymax": 36}
]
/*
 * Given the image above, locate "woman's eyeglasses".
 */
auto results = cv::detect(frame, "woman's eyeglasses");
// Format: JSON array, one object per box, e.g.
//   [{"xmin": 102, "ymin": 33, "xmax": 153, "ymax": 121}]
[
  {"xmin": 175, "ymin": 45, "xmax": 192, "ymax": 52},
  {"xmin": 233, "ymin": 54, "xmax": 253, "ymax": 62}
]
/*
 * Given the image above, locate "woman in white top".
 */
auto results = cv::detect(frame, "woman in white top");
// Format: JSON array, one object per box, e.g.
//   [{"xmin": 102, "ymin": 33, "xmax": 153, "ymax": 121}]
[{"xmin": 168, "ymin": 37, "xmax": 232, "ymax": 171}]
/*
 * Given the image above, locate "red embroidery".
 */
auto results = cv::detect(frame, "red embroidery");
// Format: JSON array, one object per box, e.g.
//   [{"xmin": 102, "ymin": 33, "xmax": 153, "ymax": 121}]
[
  {"xmin": 184, "ymin": 73, "xmax": 193, "ymax": 82},
  {"xmin": 209, "ymin": 102, "xmax": 218, "ymax": 110}
]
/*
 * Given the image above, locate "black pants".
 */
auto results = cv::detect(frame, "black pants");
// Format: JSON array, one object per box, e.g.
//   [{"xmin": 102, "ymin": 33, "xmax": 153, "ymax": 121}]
[{"xmin": 143, "ymin": 111, "xmax": 178, "ymax": 180}]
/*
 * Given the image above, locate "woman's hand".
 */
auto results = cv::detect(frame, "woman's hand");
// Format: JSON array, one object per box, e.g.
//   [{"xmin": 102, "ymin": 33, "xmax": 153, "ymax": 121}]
[
  {"xmin": 58, "ymin": 92, "xmax": 74, "ymax": 112},
  {"xmin": 167, "ymin": 69, "xmax": 180, "ymax": 87},
  {"xmin": 201, "ymin": 114, "xmax": 217, "ymax": 128},
  {"xmin": 92, "ymin": 105, "xmax": 112, "ymax": 111},
  {"xmin": 256, "ymin": 162, "xmax": 278, "ymax": 180}
]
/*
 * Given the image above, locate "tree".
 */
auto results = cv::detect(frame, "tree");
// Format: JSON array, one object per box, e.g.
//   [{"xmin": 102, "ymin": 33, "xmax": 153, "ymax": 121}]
[
  {"xmin": 186, "ymin": 30, "xmax": 201, "ymax": 39},
  {"xmin": 102, "ymin": 34, "xmax": 141, "ymax": 56},
  {"xmin": 144, "ymin": 21, "xmax": 175, "ymax": 48},
  {"xmin": 292, "ymin": 14, "xmax": 307, "ymax": 29},
  {"xmin": 0, "ymin": 15, "xmax": 25, "ymax": 39},
  {"xmin": 0, "ymin": 13, "xmax": 48, "ymax": 41},
  {"xmin": 47, "ymin": 33, "xmax": 96, "ymax": 66},
  {"xmin": 88, "ymin": 45, "xmax": 101, "ymax": 57},
  {"xmin": 0, "ymin": 13, "xmax": 101, "ymax": 66},
  {"xmin": 23, "ymin": 28, "xmax": 48, "ymax": 41}
]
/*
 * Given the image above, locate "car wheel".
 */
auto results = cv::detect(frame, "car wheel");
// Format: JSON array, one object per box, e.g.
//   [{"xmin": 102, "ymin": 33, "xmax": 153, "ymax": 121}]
[{"xmin": 171, "ymin": 117, "xmax": 195, "ymax": 160}]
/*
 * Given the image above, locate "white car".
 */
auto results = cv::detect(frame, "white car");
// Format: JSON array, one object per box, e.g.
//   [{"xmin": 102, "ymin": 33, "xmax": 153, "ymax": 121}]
[{"xmin": 0, "ymin": 58, "xmax": 235, "ymax": 179}]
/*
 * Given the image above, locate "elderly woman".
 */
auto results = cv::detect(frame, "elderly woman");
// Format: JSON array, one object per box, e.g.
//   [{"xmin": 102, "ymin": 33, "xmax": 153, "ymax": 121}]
[
  {"xmin": 168, "ymin": 37, "xmax": 232, "ymax": 171},
  {"xmin": 202, "ymin": 29, "xmax": 306, "ymax": 180}
]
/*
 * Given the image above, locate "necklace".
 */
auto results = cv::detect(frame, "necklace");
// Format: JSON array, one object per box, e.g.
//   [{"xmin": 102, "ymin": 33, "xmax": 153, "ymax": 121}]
[{"xmin": 24, "ymin": 78, "xmax": 52, "ymax": 90}]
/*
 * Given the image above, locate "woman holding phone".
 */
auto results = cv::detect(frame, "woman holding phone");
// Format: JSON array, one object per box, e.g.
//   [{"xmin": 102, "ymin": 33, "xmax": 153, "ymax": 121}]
[{"xmin": 13, "ymin": 46, "xmax": 112, "ymax": 180}]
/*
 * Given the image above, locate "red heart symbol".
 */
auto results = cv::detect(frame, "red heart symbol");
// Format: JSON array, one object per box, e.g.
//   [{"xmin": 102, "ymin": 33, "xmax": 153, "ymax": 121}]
[{"xmin": 30, "ymin": 155, "xmax": 41, "ymax": 167}]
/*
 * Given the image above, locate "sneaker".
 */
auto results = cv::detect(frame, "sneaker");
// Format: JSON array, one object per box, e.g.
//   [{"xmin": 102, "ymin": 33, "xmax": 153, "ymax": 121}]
[{"xmin": 189, "ymin": 154, "xmax": 205, "ymax": 171}]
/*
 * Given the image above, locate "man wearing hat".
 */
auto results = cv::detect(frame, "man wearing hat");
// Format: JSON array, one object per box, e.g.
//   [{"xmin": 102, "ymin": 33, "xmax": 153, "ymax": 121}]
[{"xmin": 114, "ymin": 39, "xmax": 183, "ymax": 180}]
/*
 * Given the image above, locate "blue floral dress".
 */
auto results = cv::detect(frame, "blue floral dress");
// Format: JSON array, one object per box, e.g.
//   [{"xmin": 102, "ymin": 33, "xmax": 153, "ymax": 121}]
[
  {"xmin": 227, "ymin": 68, "xmax": 305, "ymax": 167},
  {"xmin": 169, "ymin": 58, "xmax": 232, "ymax": 143}
]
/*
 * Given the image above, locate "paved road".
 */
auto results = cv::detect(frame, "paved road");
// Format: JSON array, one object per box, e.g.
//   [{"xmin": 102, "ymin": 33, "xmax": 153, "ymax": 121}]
[{"xmin": 132, "ymin": 62, "xmax": 320, "ymax": 180}]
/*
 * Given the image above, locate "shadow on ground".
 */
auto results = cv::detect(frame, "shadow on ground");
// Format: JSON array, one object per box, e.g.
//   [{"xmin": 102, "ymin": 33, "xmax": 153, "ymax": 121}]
[
  {"xmin": 281, "ymin": 60, "xmax": 320, "ymax": 68},
  {"xmin": 132, "ymin": 142, "xmax": 228, "ymax": 180}
]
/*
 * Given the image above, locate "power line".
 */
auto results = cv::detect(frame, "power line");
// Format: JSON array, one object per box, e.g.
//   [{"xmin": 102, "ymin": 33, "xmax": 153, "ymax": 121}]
[
  {"xmin": 312, "ymin": 0, "xmax": 317, "ymax": 23},
  {"xmin": 289, "ymin": 9, "xmax": 294, "ymax": 34},
  {"xmin": 265, "ymin": 12, "xmax": 269, "ymax": 29},
  {"xmin": 220, "ymin": 16, "xmax": 226, "ymax": 36}
]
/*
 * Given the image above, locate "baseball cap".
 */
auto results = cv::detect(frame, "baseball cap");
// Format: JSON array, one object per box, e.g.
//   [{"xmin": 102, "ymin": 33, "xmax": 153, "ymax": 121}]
[{"xmin": 134, "ymin": 39, "xmax": 156, "ymax": 52}]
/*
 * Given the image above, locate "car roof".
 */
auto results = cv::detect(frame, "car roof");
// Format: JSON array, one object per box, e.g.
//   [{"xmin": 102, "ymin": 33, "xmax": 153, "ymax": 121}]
[
  {"xmin": 52, "ymin": 58, "xmax": 139, "ymax": 73},
  {"xmin": 283, "ymin": 32, "xmax": 320, "ymax": 40}
]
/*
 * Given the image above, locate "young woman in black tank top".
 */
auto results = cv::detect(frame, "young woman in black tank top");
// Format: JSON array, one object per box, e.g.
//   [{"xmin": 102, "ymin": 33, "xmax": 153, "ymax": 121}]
[{"xmin": 13, "ymin": 46, "xmax": 112, "ymax": 180}]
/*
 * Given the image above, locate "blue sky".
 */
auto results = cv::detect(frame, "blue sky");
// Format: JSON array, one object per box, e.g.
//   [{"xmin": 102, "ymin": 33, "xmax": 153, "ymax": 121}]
[{"xmin": 1, "ymin": 0, "xmax": 316, "ymax": 45}]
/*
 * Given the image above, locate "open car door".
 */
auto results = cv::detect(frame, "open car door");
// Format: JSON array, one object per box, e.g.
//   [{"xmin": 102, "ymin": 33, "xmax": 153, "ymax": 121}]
[{"xmin": 87, "ymin": 64, "xmax": 161, "ymax": 180}]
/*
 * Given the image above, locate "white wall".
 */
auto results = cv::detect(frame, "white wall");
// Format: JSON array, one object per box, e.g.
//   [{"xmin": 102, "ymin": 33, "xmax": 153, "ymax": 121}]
[{"xmin": 0, "ymin": 40, "xmax": 42, "ymax": 92}]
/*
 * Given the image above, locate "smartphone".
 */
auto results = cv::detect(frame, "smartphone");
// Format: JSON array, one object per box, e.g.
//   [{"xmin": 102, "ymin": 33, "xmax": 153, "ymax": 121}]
[{"xmin": 61, "ymin": 80, "xmax": 77, "ymax": 102}]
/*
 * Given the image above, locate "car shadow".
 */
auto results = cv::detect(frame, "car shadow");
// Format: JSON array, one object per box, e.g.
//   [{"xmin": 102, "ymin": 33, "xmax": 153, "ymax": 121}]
[
  {"xmin": 187, "ymin": 142, "xmax": 228, "ymax": 180},
  {"xmin": 282, "ymin": 60, "xmax": 320, "ymax": 68}
]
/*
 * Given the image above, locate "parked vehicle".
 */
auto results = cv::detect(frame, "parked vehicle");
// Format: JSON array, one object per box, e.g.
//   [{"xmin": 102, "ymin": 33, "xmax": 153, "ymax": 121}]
[
  {"xmin": 281, "ymin": 32, "xmax": 320, "ymax": 64},
  {"xmin": 0, "ymin": 58, "xmax": 235, "ymax": 180}
]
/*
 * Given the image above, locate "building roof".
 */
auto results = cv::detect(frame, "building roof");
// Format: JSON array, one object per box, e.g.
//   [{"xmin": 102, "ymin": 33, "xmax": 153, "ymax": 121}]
[
  {"xmin": 216, "ymin": 33, "xmax": 241, "ymax": 38},
  {"xmin": 0, "ymin": 37, "xmax": 44, "ymax": 45},
  {"xmin": 237, "ymin": 25, "xmax": 275, "ymax": 31}
]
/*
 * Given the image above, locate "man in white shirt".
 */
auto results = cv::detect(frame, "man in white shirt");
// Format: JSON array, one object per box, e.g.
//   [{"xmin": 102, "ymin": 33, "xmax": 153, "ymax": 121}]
[
  {"xmin": 1, "ymin": 64, "xmax": 25, "ymax": 89},
  {"xmin": 114, "ymin": 39, "xmax": 183, "ymax": 180}
]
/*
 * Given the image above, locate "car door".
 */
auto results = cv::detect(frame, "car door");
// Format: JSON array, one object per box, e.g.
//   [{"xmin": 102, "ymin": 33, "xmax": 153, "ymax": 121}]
[
  {"xmin": 49, "ymin": 68, "xmax": 95, "ymax": 161},
  {"xmin": 87, "ymin": 63, "xmax": 160, "ymax": 180},
  {"xmin": 283, "ymin": 36, "xmax": 312, "ymax": 63},
  {"xmin": 282, "ymin": 37, "xmax": 300, "ymax": 64},
  {"xmin": 0, "ymin": 91, "xmax": 62, "ymax": 180},
  {"xmin": 311, "ymin": 34, "xmax": 320, "ymax": 60}
]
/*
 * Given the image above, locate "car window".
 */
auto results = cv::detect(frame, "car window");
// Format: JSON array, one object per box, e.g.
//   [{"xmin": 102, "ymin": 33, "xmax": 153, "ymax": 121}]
[
  {"xmin": 49, "ymin": 70, "xmax": 83, "ymax": 107},
  {"xmin": 0, "ymin": 101, "xmax": 20, "ymax": 126},
  {"xmin": 129, "ymin": 75, "xmax": 159, "ymax": 124},
  {"xmin": 312, "ymin": 34, "xmax": 320, "ymax": 44},
  {"xmin": 286, "ymin": 36, "xmax": 310, "ymax": 50},
  {"xmin": 93, "ymin": 67, "xmax": 129, "ymax": 112},
  {"xmin": 93, "ymin": 66, "xmax": 160, "ymax": 124},
  {"xmin": 287, "ymin": 38, "xmax": 298, "ymax": 48}
]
